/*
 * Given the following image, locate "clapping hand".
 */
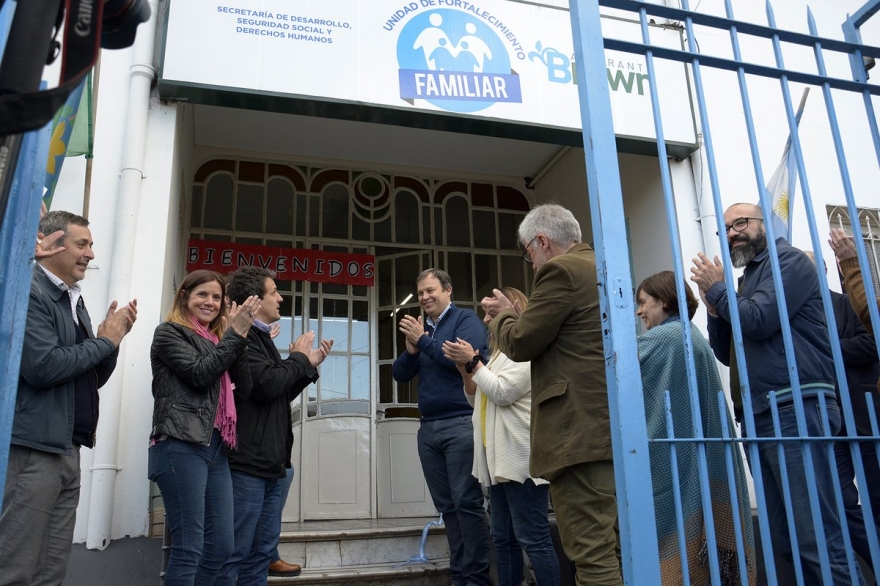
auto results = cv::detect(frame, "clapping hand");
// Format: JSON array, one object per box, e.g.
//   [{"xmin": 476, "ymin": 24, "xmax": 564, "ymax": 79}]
[
  {"xmin": 398, "ymin": 314, "xmax": 425, "ymax": 355},
  {"xmin": 97, "ymin": 299, "xmax": 138, "ymax": 347},
  {"xmin": 310, "ymin": 338, "xmax": 334, "ymax": 367},
  {"xmin": 481, "ymin": 289, "xmax": 515, "ymax": 318},
  {"xmin": 442, "ymin": 338, "xmax": 475, "ymax": 365},
  {"xmin": 227, "ymin": 295, "xmax": 261, "ymax": 336},
  {"xmin": 690, "ymin": 253, "xmax": 723, "ymax": 316},
  {"xmin": 829, "ymin": 228, "xmax": 857, "ymax": 262},
  {"xmin": 290, "ymin": 332, "xmax": 334, "ymax": 367}
]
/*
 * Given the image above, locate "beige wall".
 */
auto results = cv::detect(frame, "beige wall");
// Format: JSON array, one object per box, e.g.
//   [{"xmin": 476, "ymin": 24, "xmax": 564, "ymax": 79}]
[{"xmin": 532, "ymin": 148, "xmax": 676, "ymax": 294}]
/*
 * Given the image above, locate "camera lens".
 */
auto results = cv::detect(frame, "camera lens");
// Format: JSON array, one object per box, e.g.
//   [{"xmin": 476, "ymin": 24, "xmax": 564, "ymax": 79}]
[{"xmin": 101, "ymin": 0, "xmax": 151, "ymax": 50}]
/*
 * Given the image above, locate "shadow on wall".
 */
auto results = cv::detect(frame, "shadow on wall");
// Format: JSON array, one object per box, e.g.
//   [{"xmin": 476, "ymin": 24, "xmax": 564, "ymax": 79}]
[{"xmin": 62, "ymin": 537, "xmax": 162, "ymax": 586}]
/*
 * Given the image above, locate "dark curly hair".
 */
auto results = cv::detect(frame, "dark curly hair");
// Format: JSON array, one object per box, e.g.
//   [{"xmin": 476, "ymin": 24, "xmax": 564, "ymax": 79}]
[{"xmin": 226, "ymin": 266, "xmax": 276, "ymax": 305}]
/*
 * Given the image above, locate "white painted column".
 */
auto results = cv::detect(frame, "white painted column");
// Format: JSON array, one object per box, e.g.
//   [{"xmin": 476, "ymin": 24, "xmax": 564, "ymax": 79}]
[{"xmin": 85, "ymin": 0, "xmax": 160, "ymax": 550}]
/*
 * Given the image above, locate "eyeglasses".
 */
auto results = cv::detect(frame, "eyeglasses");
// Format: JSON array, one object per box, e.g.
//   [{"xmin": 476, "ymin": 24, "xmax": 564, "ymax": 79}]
[
  {"xmin": 716, "ymin": 217, "xmax": 763, "ymax": 237},
  {"xmin": 521, "ymin": 236, "xmax": 538, "ymax": 263}
]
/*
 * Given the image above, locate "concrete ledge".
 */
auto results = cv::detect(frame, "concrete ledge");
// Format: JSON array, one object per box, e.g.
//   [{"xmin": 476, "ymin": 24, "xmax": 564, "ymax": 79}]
[
  {"xmin": 267, "ymin": 558, "xmax": 450, "ymax": 585},
  {"xmin": 62, "ymin": 537, "xmax": 163, "ymax": 586},
  {"xmin": 278, "ymin": 523, "xmax": 445, "ymax": 544}
]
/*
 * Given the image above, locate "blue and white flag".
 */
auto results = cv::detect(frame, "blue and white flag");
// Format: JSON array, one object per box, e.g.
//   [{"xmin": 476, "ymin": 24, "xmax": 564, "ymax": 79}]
[
  {"xmin": 43, "ymin": 72, "xmax": 92, "ymax": 209},
  {"xmin": 766, "ymin": 88, "xmax": 809, "ymax": 242}
]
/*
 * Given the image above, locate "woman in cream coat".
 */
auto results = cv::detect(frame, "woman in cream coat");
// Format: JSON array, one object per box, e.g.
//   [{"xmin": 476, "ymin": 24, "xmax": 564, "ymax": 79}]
[{"xmin": 443, "ymin": 287, "xmax": 560, "ymax": 586}]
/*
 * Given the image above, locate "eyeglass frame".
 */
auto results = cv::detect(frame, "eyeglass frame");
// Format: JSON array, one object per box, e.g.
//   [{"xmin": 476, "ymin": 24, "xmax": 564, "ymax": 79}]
[
  {"xmin": 716, "ymin": 216, "xmax": 763, "ymax": 237},
  {"xmin": 521, "ymin": 236, "xmax": 539, "ymax": 263}
]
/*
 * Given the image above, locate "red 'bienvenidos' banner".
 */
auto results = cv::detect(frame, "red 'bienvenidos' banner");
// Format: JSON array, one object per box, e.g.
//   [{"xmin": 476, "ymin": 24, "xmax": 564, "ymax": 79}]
[{"xmin": 186, "ymin": 239, "xmax": 375, "ymax": 286}]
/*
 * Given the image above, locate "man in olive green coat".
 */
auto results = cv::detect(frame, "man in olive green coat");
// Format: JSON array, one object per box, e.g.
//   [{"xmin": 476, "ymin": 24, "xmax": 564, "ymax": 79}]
[{"xmin": 482, "ymin": 204, "xmax": 621, "ymax": 586}]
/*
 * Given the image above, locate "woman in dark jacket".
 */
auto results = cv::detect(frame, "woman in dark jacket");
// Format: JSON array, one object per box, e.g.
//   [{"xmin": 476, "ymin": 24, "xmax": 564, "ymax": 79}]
[{"xmin": 148, "ymin": 270, "xmax": 260, "ymax": 586}]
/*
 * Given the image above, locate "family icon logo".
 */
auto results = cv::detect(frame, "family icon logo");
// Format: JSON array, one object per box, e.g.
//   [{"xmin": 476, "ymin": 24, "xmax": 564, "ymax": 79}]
[{"xmin": 397, "ymin": 9, "xmax": 522, "ymax": 113}]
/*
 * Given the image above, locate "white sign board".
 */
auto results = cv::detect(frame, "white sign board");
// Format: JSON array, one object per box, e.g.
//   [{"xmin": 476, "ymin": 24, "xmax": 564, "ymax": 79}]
[{"xmin": 160, "ymin": 0, "xmax": 697, "ymax": 149}]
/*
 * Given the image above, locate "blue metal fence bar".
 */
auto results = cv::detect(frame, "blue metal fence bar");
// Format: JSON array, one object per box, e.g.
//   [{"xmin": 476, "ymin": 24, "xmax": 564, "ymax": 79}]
[
  {"xmin": 816, "ymin": 390, "xmax": 862, "ymax": 580},
  {"xmin": 764, "ymin": 4, "xmax": 878, "ymax": 576},
  {"xmin": 847, "ymin": 0, "xmax": 880, "ymax": 34},
  {"xmin": 717, "ymin": 391, "xmax": 751, "ymax": 585},
  {"xmin": 838, "ymin": 4, "xmax": 880, "ymax": 345},
  {"xmin": 635, "ymin": 7, "xmax": 723, "ymax": 583},
  {"xmin": 600, "ymin": 38, "xmax": 880, "ymax": 96},
  {"xmin": 809, "ymin": 3, "xmax": 880, "ymax": 415},
  {"xmin": 0, "ymin": 123, "xmax": 51, "ymax": 508},
  {"xmin": 843, "ymin": 0, "xmax": 880, "ymax": 163},
  {"xmin": 567, "ymin": 1, "xmax": 661, "ymax": 583},
  {"xmin": 672, "ymin": 0, "xmax": 779, "ymax": 579},
  {"xmin": 724, "ymin": 1, "xmax": 851, "ymax": 581},
  {"xmin": 785, "ymin": 5, "xmax": 880, "ymax": 573},
  {"xmin": 597, "ymin": 1, "xmax": 880, "ymax": 96},
  {"xmin": 767, "ymin": 395, "xmax": 807, "ymax": 585},
  {"xmin": 602, "ymin": 0, "xmax": 880, "ymax": 582},
  {"xmin": 810, "ymin": 9, "xmax": 880, "ymax": 573},
  {"xmin": 663, "ymin": 391, "xmax": 693, "ymax": 584},
  {"xmin": 600, "ymin": 0, "xmax": 880, "ymax": 58},
  {"xmin": 655, "ymin": 435, "xmax": 873, "ymax": 445}
]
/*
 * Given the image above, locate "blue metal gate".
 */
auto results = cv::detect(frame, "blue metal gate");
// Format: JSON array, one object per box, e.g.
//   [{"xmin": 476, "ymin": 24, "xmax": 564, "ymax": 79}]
[{"xmin": 571, "ymin": 0, "xmax": 880, "ymax": 583}]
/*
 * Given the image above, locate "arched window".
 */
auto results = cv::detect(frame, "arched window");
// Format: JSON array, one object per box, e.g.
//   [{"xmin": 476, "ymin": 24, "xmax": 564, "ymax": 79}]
[{"xmin": 190, "ymin": 159, "xmax": 532, "ymax": 411}]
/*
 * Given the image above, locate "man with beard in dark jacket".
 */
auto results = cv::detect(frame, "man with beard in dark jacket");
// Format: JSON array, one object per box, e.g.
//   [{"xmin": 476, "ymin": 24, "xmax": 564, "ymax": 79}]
[
  {"xmin": 692, "ymin": 203, "xmax": 863, "ymax": 585},
  {"xmin": 217, "ymin": 267, "xmax": 332, "ymax": 585}
]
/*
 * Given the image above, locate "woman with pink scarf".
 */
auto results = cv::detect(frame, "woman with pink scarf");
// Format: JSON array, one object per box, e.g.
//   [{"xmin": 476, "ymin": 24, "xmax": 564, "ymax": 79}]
[{"xmin": 148, "ymin": 270, "xmax": 260, "ymax": 585}]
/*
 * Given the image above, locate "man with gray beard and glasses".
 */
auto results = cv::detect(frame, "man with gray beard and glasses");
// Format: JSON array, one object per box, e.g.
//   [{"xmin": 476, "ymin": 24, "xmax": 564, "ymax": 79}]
[{"xmin": 690, "ymin": 203, "xmax": 862, "ymax": 585}]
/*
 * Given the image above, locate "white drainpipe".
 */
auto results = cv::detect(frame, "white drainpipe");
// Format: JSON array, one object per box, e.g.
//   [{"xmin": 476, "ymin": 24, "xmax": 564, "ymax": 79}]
[
  {"xmin": 691, "ymin": 144, "xmax": 723, "ymax": 262},
  {"xmin": 86, "ymin": 0, "xmax": 158, "ymax": 550}
]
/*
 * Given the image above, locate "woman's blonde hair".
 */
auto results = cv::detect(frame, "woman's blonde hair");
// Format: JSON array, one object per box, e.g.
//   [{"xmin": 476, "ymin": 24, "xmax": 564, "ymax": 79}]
[
  {"xmin": 488, "ymin": 286, "xmax": 529, "ymax": 356},
  {"xmin": 166, "ymin": 270, "xmax": 228, "ymax": 338}
]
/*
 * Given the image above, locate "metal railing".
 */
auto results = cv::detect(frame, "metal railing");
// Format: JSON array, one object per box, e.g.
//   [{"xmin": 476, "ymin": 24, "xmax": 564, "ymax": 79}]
[{"xmin": 571, "ymin": 0, "xmax": 880, "ymax": 583}]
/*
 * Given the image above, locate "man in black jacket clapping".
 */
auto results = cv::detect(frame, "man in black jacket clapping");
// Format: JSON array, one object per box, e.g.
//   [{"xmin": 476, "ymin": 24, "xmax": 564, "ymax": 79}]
[
  {"xmin": 806, "ymin": 250, "xmax": 880, "ymax": 572},
  {"xmin": 217, "ymin": 267, "xmax": 332, "ymax": 585}
]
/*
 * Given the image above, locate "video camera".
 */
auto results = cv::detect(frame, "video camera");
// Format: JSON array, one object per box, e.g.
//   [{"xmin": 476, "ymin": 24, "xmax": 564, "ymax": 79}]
[
  {"xmin": 0, "ymin": 0, "xmax": 151, "ymax": 232},
  {"xmin": 0, "ymin": 0, "xmax": 151, "ymax": 136}
]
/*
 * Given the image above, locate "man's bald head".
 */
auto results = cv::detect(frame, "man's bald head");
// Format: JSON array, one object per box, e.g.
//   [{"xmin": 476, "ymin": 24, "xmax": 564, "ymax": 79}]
[{"xmin": 725, "ymin": 203, "xmax": 763, "ymax": 219}]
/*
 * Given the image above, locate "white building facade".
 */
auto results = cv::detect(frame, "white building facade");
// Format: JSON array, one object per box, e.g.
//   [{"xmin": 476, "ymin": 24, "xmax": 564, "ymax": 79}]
[{"xmin": 47, "ymin": 0, "xmax": 880, "ymax": 551}]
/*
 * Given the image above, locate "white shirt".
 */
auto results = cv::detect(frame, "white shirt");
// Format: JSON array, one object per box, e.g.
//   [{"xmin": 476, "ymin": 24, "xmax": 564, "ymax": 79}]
[{"xmin": 38, "ymin": 264, "xmax": 81, "ymax": 325}]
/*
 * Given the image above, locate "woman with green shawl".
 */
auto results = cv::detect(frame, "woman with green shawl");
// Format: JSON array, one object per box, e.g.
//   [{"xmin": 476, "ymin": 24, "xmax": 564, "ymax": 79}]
[{"xmin": 636, "ymin": 270, "xmax": 756, "ymax": 586}]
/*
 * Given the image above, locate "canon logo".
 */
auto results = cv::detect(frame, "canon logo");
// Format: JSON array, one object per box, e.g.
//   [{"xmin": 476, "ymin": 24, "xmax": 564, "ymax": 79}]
[{"xmin": 74, "ymin": 0, "xmax": 95, "ymax": 37}]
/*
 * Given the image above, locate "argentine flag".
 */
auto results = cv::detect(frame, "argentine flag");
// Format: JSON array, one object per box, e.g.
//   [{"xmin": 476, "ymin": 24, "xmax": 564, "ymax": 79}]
[{"xmin": 766, "ymin": 88, "xmax": 809, "ymax": 242}]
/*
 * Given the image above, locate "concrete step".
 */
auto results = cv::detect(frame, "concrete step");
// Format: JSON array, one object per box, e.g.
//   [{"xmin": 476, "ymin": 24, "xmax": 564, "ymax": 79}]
[
  {"xmin": 267, "ymin": 559, "xmax": 450, "ymax": 586},
  {"xmin": 271, "ymin": 517, "xmax": 451, "ymax": 585}
]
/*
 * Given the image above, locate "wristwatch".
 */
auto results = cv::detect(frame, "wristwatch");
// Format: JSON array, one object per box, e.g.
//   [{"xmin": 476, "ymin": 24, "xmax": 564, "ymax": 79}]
[{"xmin": 465, "ymin": 351, "xmax": 487, "ymax": 374}]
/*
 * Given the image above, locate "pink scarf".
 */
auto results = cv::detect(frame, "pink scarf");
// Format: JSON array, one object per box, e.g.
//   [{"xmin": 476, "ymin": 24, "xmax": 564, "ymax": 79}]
[{"xmin": 191, "ymin": 318, "xmax": 237, "ymax": 449}]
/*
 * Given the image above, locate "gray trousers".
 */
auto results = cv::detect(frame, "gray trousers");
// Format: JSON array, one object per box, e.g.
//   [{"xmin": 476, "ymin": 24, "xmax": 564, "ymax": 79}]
[{"xmin": 0, "ymin": 445, "xmax": 81, "ymax": 586}]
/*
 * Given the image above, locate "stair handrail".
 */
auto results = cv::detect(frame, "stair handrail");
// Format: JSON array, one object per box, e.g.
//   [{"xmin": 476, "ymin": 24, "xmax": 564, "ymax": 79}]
[{"xmin": 396, "ymin": 513, "xmax": 445, "ymax": 566}]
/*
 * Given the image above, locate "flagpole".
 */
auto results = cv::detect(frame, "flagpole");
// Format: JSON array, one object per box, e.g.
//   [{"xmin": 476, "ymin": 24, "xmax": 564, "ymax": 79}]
[
  {"xmin": 767, "ymin": 86, "xmax": 809, "ymax": 242},
  {"xmin": 795, "ymin": 87, "xmax": 810, "ymax": 115},
  {"xmin": 83, "ymin": 56, "xmax": 100, "ymax": 219},
  {"xmin": 786, "ymin": 87, "xmax": 810, "ymax": 241}
]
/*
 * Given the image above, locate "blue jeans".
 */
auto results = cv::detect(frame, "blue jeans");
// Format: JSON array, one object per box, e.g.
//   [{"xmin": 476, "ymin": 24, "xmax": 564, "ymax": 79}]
[
  {"xmin": 751, "ymin": 399, "xmax": 865, "ymax": 586},
  {"xmin": 271, "ymin": 467, "xmax": 295, "ymax": 563},
  {"xmin": 418, "ymin": 415, "xmax": 491, "ymax": 586},
  {"xmin": 148, "ymin": 431, "xmax": 234, "ymax": 586},
  {"xmin": 216, "ymin": 470, "xmax": 284, "ymax": 586},
  {"xmin": 489, "ymin": 480, "xmax": 560, "ymax": 586},
  {"xmin": 834, "ymin": 437, "xmax": 880, "ymax": 572}
]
